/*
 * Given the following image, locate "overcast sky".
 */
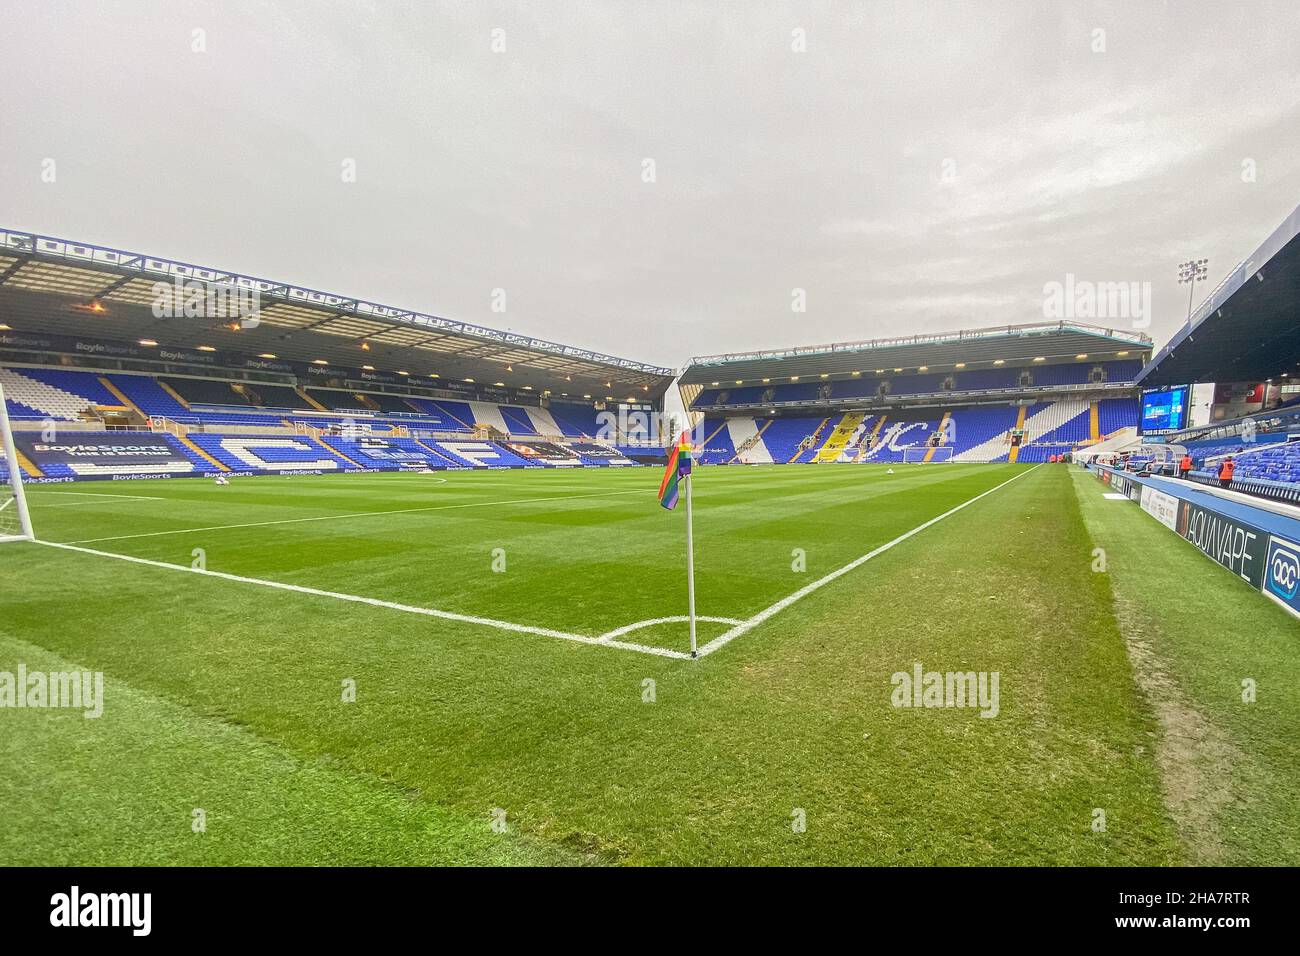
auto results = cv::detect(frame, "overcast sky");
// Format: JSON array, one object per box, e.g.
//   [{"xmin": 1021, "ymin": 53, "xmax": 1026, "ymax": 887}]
[{"xmin": 4, "ymin": 1, "xmax": 1299, "ymax": 371}]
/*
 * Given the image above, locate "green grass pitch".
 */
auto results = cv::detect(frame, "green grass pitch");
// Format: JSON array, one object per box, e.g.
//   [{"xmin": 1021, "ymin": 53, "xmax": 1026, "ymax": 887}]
[{"xmin": 1, "ymin": 463, "xmax": 1296, "ymax": 865}]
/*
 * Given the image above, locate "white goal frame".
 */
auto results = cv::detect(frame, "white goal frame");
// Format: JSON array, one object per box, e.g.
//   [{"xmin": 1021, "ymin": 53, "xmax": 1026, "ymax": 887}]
[
  {"xmin": 0, "ymin": 383, "xmax": 35, "ymax": 542},
  {"xmin": 902, "ymin": 446, "xmax": 954, "ymax": 463}
]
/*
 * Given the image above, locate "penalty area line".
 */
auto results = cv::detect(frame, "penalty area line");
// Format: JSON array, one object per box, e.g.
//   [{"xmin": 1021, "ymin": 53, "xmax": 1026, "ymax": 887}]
[
  {"xmin": 695, "ymin": 465, "xmax": 1039, "ymax": 659},
  {"xmin": 33, "ymin": 540, "xmax": 694, "ymax": 661}
]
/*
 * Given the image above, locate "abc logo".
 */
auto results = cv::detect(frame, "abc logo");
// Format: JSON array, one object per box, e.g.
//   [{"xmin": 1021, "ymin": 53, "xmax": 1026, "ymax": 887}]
[{"xmin": 1266, "ymin": 541, "xmax": 1300, "ymax": 601}]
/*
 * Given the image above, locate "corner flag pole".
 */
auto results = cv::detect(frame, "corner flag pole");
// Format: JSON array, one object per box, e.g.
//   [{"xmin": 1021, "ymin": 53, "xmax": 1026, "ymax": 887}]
[
  {"xmin": 0, "ymin": 383, "xmax": 36, "ymax": 541},
  {"xmin": 685, "ymin": 467, "xmax": 697, "ymax": 657}
]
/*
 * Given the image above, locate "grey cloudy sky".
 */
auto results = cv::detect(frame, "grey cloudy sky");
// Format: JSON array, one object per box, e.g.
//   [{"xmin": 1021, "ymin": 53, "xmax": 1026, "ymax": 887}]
[{"xmin": 4, "ymin": 0, "xmax": 1299, "ymax": 370}]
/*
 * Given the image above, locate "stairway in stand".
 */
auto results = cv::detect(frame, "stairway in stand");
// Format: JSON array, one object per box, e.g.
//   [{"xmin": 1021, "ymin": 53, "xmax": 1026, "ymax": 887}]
[{"xmin": 814, "ymin": 411, "xmax": 867, "ymax": 462}]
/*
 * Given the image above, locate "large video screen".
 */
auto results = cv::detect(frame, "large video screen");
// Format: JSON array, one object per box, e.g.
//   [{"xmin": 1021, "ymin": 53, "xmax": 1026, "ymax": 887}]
[{"xmin": 1140, "ymin": 385, "xmax": 1190, "ymax": 435}]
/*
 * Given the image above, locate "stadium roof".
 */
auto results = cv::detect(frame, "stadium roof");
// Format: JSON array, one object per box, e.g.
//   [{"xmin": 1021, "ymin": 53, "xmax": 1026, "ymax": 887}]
[
  {"xmin": 0, "ymin": 228, "xmax": 675, "ymax": 399},
  {"xmin": 1139, "ymin": 202, "xmax": 1300, "ymax": 388},
  {"xmin": 678, "ymin": 321, "xmax": 1152, "ymax": 385}
]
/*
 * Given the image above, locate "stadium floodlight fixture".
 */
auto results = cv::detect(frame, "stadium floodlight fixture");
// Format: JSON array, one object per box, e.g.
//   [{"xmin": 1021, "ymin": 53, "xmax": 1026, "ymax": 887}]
[
  {"xmin": 197, "ymin": 345, "xmax": 216, "ymax": 352},
  {"xmin": 396, "ymin": 370, "xmax": 408, "ymax": 376},
  {"xmin": 0, "ymin": 323, "xmax": 9, "ymax": 330},
  {"xmin": 820, "ymin": 373, "xmax": 829, "ymax": 379},
  {"xmin": 258, "ymin": 353, "xmax": 277, "ymax": 359},
  {"xmin": 1178, "ymin": 257, "xmax": 1210, "ymax": 322},
  {"xmin": 790, "ymin": 375, "xmax": 800, "ymax": 381},
  {"xmin": 953, "ymin": 363, "xmax": 965, "ymax": 368},
  {"xmin": 1032, "ymin": 356, "xmax": 1045, "ymax": 362},
  {"xmin": 993, "ymin": 359, "xmax": 1004, "ymax": 365},
  {"xmin": 139, "ymin": 339, "xmax": 158, "ymax": 347},
  {"xmin": 1076, "ymin": 353, "xmax": 1088, "ymax": 359},
  {"xmin": 312, "ymin": 359, "xmax": 328, "ymax": 365}
]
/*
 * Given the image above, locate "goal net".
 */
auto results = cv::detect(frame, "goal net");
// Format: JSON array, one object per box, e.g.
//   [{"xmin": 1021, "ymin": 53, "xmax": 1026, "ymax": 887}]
[
  {"xmin": 0, "ymin": 383, "xmax": 35, "ymax": 542},
  {"xmin": 902, "ymin": 446, "xmax": 954, "ymax": 463}
]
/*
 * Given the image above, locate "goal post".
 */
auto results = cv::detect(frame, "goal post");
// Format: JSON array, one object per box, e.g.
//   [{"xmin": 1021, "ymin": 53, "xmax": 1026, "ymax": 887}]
[
  {"xmin": 0, "ymin": 383, "xmax": 35, "ymax": 542},
  {"xmin": 902, "ymin": 446, "xmax": 955, "ymax": 463}
]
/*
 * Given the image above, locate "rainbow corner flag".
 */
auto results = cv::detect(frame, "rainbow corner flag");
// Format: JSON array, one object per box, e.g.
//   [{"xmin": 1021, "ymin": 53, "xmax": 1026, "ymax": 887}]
[{"xmin": 657, "ymin": 431, "xmax": 693, "ymax": 510}]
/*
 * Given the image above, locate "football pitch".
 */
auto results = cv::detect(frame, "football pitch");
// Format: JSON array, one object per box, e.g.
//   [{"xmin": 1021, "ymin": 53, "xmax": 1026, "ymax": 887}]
[{"xmin": 2, "ymin": 463, "xmax": 1297, "ymax": 865}]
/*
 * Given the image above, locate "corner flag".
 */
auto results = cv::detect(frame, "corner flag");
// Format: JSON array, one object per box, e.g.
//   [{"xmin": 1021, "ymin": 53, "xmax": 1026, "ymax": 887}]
[
  {"xmin": 657, "ymin": 432, "xmax": 693, "ymax": 510},
  {"xmin": 657, "ymin": 431, "xmax": 698, "ymax": 656}
]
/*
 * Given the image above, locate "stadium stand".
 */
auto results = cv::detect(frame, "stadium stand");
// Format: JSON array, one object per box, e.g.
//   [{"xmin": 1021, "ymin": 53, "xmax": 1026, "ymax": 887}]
[
  {"xmin": 1, "ymin": 367, "xmax": 116, "ymax": 420},
  {"xmin": 691, "ymin": 359, "xmax": 1144, "ymax": 410}
]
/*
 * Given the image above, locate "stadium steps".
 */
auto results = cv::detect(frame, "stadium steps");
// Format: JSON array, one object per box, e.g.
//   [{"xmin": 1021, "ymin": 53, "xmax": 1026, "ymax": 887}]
[
  {"xmin": 700, "ymin": 419, "xmax": 728, "ymax": 447},
  {"xmin": 729, "ymin": 419, "xmax": 774, "ymax": 464},
  {"xmin": 356, "ymin": 394, "xmax": 381, "ymax": 412},
  {"xmin": 11, "ymin": 445, "xmax": 44, "ymax": 478},
  {"xmin": 97, "ymin": 377, "xmax": 149, "ymax": 423},
  {"xmin": 788, "ymin": 417, "xmax": 829, "ymax": 463},
  {"xmin": 312, "ymin": 436, "xmax": 364, "ymax": 468},
  {"xmin": 295, "ymin": 387, "xmax": 329, "ymax": 412},
  {"xmin": 814, "ymin": 411, "xmax": 866, "ymax": 462},
  {"xmin": 433, "ymin": 401, "xmax": 474, "ymax": 430},
  {"xmin": 158, "ymin": 381, "xmax": 192, "ymax": 410},
  {"xmin": 923, "ymin": 412, "xmax": 951, "ymax": 462},
  {"xmin": 1089, "ymin": 401, "xmax": 1100, "ymax": 442},
  {"xmin": 233, "ymin": 383, "xmax": 261, "ymax": 406},
  {"xmin": 525, "ymin": 405, "xmax": 565, "ymax": 437},
  {"xmin": 176, "ymin": 433, "xmax": 230, "ymax": 471},
  {"xmin": 850, "ymin": 415, "xmax": 886, "ymax": 462},
  {"xmin": 1007, "ymin": 405, "xmax": 1028, "ymax": 463},
  {"xmin": 727, "ymin": 418, "xmax": 775, "ymax": 463}
]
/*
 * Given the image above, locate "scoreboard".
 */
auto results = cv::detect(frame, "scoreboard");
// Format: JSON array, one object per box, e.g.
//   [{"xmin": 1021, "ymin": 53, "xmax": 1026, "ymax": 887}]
[{"xmin": 1139, "ymin": 385, "xmax": 1190, "ymax": 435}]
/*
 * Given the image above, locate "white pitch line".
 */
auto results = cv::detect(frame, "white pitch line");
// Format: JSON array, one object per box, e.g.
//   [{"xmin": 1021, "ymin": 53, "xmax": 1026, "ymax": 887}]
[
  {"xmin": 29, "ymin": 490, "xmax": 165, "ymax": 501},
  {"xmin": 34, "ymin": 540, "xmax": 694, "ymax": 660},
  {"xmin": 61, "ymin": 487, "xmax": 653, "ymax": 545},
  {"xmin": 39, "ymin": 499, "xmax": 142, "ymax": 509},
  {"xmin": 27, "ymin": 464, "xmax": 1034, "ymax": 662},
  {"xmin": 597, "ymin": 615, "xmax": 744, "ymax": 642},
  {"xmin": 695, "ymin": 465, "xmax": 1038, "ymax": 658}
]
